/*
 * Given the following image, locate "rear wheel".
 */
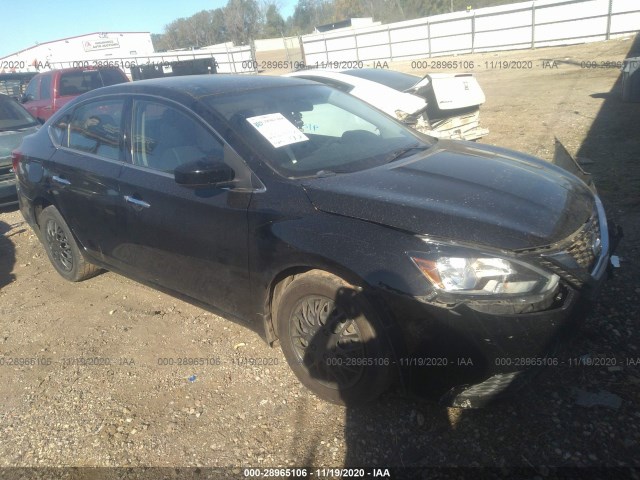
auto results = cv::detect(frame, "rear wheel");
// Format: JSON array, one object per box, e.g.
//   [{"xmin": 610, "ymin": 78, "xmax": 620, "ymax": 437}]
[
  {"xmin": 275, "ymin": 270, "xmax": 394, "ymax": 405},
  {"xmin": 39, "ymin": 206, "xmax": 100, "ymax": 282}
]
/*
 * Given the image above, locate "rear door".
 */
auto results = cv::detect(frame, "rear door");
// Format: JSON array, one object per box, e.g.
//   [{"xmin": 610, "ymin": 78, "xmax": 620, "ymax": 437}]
[
  {"xmin": 116, "ymin": 97, "xmax": 252, "ymax": 315},
  {"xmin": 46, "ymin": 97, "xmax": 127, "ymax": 262}
]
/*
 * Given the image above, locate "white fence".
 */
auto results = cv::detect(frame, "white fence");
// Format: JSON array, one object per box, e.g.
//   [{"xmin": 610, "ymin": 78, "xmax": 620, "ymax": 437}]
[
  {"xmin": 254, "ymin": 37, "xmax": 301, "ymax": 52},
  {"xmin": 45, "ymin": 46, "xmax": 255, "ymax": 75},
  {"xmin": 301, "ymin": 0, "xmax": 640, "ymax": 64}
]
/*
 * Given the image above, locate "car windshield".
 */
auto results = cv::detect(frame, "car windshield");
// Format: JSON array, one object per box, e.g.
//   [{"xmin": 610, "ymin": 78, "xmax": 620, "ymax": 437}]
[
  {"xmin": 203, "ymin": 84, "xmax": 432, "ymax": 178},
  {"xmin": 342, "ymin": 69, "xmax": 421, "ymax": 92},
  {"xmin": 0, "ymin": 95, "xmax": 38, "ymax": 131}
]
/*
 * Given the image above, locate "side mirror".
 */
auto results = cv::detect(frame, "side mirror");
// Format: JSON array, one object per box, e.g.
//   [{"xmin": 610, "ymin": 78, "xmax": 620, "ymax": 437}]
[
  {"xmin": 174, "ymin": 158, "xmax": 235, "ymax": 187},
  {"xmin": 22, "ymin": 94, "xmax": 35, "ymax": 103}
]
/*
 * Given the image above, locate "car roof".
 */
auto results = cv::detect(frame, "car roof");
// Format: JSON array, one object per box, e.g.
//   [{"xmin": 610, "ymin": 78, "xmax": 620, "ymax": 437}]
[
  {"xmin": 288, "ymin": 68, "xmax": 422, "ymax": 92},
  {"xmin": 341, "ymin": 68, "xmax": 421, "ymax": 91},
  {"xmin": 83, "ymin": 74, "xmax": 315, "ymax": 100}
]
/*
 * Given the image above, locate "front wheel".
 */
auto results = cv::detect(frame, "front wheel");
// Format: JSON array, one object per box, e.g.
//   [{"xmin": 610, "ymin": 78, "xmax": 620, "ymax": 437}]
[
  {"xmin": 39, "ymin": 206, "xmax": 100, "ymax": 282},
  {"xmin": 275, "ymin": 270, "xmax": 394, "ymax": 405}
]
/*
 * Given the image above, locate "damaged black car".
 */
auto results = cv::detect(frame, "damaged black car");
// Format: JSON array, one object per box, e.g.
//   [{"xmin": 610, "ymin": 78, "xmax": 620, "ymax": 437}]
[{"xmin": 13, "ymin": 75, "xmax": 620, "ymax": 406}]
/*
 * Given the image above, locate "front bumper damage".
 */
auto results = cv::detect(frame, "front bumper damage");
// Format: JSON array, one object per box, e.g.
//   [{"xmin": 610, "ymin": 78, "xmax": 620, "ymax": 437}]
[{"xmin": 439, "ymin": 220, "xmax": 623, "ymax": 408}]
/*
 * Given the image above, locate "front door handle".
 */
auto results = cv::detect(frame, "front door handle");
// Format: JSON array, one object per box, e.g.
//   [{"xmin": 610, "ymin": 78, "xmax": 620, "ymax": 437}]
[
  {"xmin": 124, "ymin": 195, "xmax": 151, "ymax": 209},
  {"xmin": 51, "ymin": 175, "xmax": 71, "ymax": 186}
]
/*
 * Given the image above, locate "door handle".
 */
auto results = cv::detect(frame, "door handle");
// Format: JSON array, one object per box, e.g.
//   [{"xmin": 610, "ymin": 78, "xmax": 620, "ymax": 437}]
[
  {"xmin": 124, "ymin": 195, "xmax": 151, "ymax": 209},
  {"xmin": 51, "ymin": 175, "xmax": 71, "ymax": 186}
]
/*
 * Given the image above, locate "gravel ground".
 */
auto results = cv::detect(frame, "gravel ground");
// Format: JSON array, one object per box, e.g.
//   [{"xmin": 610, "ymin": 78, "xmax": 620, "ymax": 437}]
[{"xmin": 1, "ymin": 35, "xmax": 639, "ymax": 479}]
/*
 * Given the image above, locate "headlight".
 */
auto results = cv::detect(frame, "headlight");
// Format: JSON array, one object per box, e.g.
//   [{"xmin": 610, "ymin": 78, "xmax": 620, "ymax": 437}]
[{"xmin": 409, "ymin": 244, "xmax": 559, "ymax": 297}]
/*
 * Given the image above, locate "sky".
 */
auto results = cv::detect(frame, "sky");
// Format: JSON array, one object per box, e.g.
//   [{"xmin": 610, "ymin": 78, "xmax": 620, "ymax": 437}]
[{"xmin": 0, "ymin": 0, "xmax": 297, "ymax": 58}]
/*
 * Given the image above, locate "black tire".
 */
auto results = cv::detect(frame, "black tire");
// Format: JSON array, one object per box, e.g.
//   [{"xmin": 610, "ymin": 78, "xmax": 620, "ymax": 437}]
[
  {"xmin": 39, "ymin": 206, "xmax": 100, "ymax": 282},
  {"xmin": 275, "ymin": 270, "xmax": 394, "ymax": 406}
]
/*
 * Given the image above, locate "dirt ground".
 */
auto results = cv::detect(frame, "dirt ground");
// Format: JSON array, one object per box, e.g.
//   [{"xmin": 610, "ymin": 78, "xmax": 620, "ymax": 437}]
[{"xmin": 1, "ymin": 35, "xmax": 639, "ymax": 477}]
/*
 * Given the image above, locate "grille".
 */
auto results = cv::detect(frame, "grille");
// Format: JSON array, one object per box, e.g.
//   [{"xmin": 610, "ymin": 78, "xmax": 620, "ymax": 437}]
[
  {"xmin": 566, "ymin": 214, "xmax": 600, "ymax": 270},
  {"xmin": 537, "ymin": 213, "xmax": 601, "ymax": 287}
]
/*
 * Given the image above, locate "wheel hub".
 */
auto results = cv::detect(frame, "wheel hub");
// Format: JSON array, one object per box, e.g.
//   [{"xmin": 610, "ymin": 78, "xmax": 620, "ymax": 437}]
[
  {"xmin": 46, "ymin": 219, "xmax": 73, "ymax": 272},
  {"xmin": 291, "ymin": 295, "xmax": 365, "ymax": 389}
]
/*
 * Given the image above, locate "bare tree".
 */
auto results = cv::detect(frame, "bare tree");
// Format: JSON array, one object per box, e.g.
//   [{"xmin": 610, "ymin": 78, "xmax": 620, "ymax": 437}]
[{"xmin": 224, "ymin": 0, "xmax": 262, "ymax": 45}]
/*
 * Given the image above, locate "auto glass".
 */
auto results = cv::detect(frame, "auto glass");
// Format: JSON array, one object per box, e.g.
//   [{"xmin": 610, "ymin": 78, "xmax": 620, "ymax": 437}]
[
  {"xmin": 98, "ymin": 69, "xmax": 128, "ymax": 87},
  {"xmin": 131, "ymin": 100, "xmax": 225, "ymax": 173},
  {"xmin": 67, "ymin": 99, "xmax": 124, "ymax": 160},
  {"xmin": 40, "ymin": 75, "xmax": 52, "ymax": 100},
  {"xmin": 24, "ymin": 76, "xmax": 40, "ymax": 101},
  {"xmin": 0, "ymin": 96, "xmax": 39, "ymax": 131},
  {"xmin": 50, "ymin": 114, "xmax": 70, "ymax": 146},
  {"xmin": 59, "ymin": 70, "xmax": 117, "ymax": 96},
  {"xmin": 202, "ymin": 84, "xmax": 431, "ymax": 178}
]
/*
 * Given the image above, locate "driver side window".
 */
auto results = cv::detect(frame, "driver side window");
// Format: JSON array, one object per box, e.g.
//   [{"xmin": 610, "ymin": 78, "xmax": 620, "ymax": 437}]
[{"xmin": 131, "ymin": 100, "xmax": 224, "ymax": 173}]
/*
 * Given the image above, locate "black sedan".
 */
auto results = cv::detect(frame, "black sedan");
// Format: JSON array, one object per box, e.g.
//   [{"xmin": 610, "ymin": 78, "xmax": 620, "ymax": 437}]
[{"xmin": 13, "ymin": 75, "xmax": 615, "ymax": 406}]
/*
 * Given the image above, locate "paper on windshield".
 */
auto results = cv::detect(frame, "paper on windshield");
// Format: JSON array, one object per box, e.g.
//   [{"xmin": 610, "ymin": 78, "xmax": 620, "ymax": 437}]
[{"xmin": 246, "ymin": 113, "xmax": 308, "ymax": 148}]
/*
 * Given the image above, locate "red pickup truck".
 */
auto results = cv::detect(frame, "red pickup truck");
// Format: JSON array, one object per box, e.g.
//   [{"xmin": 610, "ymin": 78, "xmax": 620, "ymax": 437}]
[{"xmin": 22, "ymin": 67, "xmax": 128, "ymax": 121}]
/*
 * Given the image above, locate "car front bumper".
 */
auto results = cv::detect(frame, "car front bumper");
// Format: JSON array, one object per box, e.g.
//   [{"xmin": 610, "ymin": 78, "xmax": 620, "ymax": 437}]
[{"xmin": 382, "ymin": 222, "xmax": 622, "ymax": 408}]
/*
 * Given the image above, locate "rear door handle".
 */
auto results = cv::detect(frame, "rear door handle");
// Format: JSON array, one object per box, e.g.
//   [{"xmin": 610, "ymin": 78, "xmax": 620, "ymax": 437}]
[
  {"xmin": 124, "ymin": 195, "xmax": 151, "ymax": 209},
  {"xmin": 51, "ymin": 175, "xmax": 71, "ymax": 186}
]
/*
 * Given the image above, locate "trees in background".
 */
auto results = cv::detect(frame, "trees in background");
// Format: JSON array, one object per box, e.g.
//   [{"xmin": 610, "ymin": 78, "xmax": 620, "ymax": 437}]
[{"xmin": 152, "ymin": 0, "xmax": 520, "ymax": 51}]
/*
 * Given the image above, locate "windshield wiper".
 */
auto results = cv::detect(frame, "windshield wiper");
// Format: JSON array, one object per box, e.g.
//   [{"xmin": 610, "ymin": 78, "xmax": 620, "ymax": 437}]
[{"xmin": 384, "ymin": 145, "xmax": 430, "ymax": 163}]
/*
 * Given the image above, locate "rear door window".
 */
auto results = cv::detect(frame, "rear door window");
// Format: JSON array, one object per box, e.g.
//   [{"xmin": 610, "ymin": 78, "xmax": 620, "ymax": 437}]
[{"xmin": 67, "ymin": 99, "xmax": 124, "ymax": 160}]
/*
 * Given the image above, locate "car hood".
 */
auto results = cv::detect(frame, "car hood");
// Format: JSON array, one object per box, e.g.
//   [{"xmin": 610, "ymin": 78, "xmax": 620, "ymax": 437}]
[
  {"xmin": 301, "ymin": 140, "xmax": 596, "ymax": 251},
  {"xmin": 0, "ymin": 125, "xmax": 39, "ymax": 165}
]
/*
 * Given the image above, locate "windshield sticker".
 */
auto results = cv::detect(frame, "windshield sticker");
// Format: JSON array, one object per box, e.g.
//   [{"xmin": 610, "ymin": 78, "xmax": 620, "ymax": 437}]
[{"xmin": 246, "ymin": 113, "xmax": 309, "ymax": 148}]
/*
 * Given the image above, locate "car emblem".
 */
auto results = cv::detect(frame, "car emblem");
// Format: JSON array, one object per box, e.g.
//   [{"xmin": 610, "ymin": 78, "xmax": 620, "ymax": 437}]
[{"xmin": 591, "ymin": 233, "xmax": 602, "ymax": 257}]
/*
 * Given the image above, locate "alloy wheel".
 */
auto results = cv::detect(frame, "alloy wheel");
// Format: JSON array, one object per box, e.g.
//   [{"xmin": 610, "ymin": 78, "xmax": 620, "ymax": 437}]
[{"xmin": 45, "ymin": 219, "xmax": 73, "ymax": 272}]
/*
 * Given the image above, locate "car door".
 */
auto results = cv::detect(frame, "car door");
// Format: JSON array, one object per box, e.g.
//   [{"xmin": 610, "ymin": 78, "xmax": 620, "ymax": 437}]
[
  {"xmin": 36, "ymin": 74, "xmax": 54, "ymax": 120},
  {"xmin": 46, "ymin": 97, "xmax": 128, "ymax": 263},
  {"xmin": 116, "ymin": 97, "xmax": 252, "ymax": 315}
]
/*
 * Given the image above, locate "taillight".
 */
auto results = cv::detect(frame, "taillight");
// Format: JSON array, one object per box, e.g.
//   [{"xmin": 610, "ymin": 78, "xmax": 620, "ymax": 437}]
[{"xmin": 11, "ymin": 150, "xmax": 23, "ymax": 175}]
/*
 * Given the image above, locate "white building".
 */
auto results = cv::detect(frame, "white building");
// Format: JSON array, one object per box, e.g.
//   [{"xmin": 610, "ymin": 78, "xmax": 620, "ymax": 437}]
[{"xmin": 0, "ymin": 32, "xmax": 155, "ymax": 73}]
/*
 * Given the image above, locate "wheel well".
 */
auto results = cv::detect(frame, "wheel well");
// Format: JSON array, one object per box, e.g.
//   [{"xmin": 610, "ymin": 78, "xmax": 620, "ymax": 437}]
[
  {"xmin": 33, "ymin": 198, "xmax": 53, "ymax": 228},
  {"xmin": 265, "ymin": 266, "xmax": 365, "ymax": 346}
]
